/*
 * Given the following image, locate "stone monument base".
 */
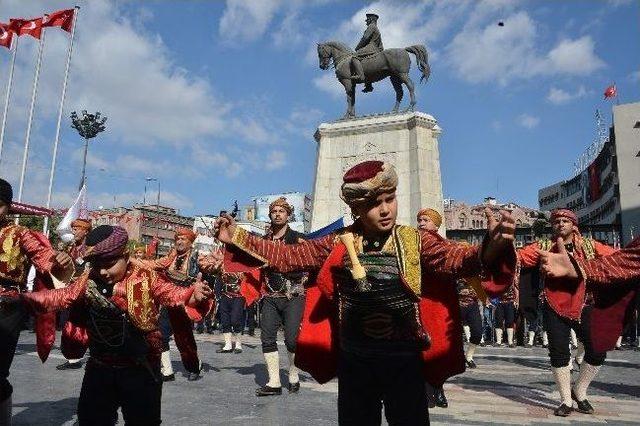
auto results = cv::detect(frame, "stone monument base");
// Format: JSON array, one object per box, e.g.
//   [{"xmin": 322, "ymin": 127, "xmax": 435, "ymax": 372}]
[{"xmin": 310, "ymin": 111, "xmax": 445, "ymax": 232}]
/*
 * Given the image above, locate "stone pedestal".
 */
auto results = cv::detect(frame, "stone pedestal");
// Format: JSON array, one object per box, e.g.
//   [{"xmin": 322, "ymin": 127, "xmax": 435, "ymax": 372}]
[{"xmin": 310, "ymin": 111, "xmax": 445, "ymax": 232}]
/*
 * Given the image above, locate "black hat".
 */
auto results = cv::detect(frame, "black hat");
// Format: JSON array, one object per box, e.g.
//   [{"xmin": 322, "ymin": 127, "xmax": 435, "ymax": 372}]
[
  {"xmin": 0, "ymin": 179, "xmax": 13, "ymax": 205},
  {"xmin": 366, "ymin": 13, "xmax": 379, "ymax": 21}
]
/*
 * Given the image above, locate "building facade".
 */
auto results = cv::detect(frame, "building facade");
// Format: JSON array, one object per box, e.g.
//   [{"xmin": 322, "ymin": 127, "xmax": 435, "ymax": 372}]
[
  {"xmin": 444, "ymin": 197, "xmax": 545, "ymax": 247},
  {"xmin": 538, "ymin": 102, "xmax": 640, "ymax": 245},
  {"xmin": 90, "ymin": 204, "xmax": 194, "ymax": 256}
]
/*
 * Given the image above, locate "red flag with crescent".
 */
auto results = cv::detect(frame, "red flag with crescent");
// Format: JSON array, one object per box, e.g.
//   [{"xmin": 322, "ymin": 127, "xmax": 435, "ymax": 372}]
[
  {"xmin": 11, "ymin": 17, "xmax": 43, "ymax": 39},
  {"xmin": 0, "ymin": 23, "xmax": 13, "ymax": 49},
  {"xmin": 604, "ymin": 84, "xmax": 617, "ymax": 99},
  {"xmin": 43, "ymin": 9, "xmax": 75, "ymax": 33}
]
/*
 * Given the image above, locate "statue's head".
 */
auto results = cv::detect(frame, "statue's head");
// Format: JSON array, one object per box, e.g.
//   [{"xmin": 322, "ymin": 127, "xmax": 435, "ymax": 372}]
[
  {"xmin": 365, "ymin": 13, "xmax": 379, "ymax": 25},
  {"xmin": 317, "ymin": 43, "xmax": 331, "ymax": 70}
]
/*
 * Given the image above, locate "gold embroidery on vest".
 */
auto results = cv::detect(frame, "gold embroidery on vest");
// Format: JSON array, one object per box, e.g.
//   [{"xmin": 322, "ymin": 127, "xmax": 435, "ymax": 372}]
[
  {"xmin": 0, "ymin": 226, "xmax": 27, "ymax": 282},
  {"xmin": 394, "ymin": 225, "xmax": 422, "ymax": 297}
]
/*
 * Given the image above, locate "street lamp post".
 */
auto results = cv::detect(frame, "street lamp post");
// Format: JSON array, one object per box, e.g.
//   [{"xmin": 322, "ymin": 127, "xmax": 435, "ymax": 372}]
[
  {"xmin": 71, "ymin": 110, "xmax": 107, "ymax": 190},
  {"xmin": 145, "ymin": 177, "xmax": 160, "ymax": 250}
]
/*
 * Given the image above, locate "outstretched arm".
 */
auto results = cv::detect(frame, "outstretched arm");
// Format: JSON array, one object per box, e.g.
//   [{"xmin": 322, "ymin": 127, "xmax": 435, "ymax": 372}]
[
  {"xmin": 21, "ymin": 277, "xmax": 87, "ymax": 313},
  {"xmin": 216, "ymin": 215, "xmax": 334, "ymax": 273}
]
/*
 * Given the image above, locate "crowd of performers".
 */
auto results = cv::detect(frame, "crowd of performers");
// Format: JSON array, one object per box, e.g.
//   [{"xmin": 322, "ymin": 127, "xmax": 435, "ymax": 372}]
[{"xmin": 1, "ymin": 159, "xmax": 640, "ymax": 425}]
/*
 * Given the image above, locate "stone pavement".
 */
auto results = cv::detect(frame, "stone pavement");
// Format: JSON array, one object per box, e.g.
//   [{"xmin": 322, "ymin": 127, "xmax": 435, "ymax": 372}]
[{"xmin": 9, "ymin": 331, "xmax": 640, "ymax": 425}]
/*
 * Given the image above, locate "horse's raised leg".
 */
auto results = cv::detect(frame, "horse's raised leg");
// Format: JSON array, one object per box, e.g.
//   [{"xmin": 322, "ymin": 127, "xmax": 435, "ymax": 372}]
[
  {"xmin": 399, "ymin": 73, "xmax": 416, "ymax": 111},
  {"xmin": 390, "ymin": 75, "xmax": 403, "ymax": 113},
  {"xmin": 341, "ymin": 79, "xmax": 356, "ymax": 118}
]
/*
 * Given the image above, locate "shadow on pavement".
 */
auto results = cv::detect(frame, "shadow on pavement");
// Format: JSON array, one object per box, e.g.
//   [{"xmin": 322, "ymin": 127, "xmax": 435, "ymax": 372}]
[
  {"xmin": 13, "ymin": 396, "xmax": 77, "ymax": 425},
  {"xmin": 453, "ymin": 377, "xmax": 558, "ymax": 409},
  {"xmin": 588, "ymin": 380, "xmax": 640, "ymax": 397}
]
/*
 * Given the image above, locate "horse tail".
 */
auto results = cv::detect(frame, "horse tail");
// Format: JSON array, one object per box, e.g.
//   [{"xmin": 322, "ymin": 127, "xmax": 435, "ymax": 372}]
[{"xmin": 405, "ymin": 45, "xmax": 430, "ymax": 83}]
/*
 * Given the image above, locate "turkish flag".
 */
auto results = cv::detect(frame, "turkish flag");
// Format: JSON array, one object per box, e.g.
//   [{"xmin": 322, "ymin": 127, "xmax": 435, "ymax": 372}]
[
  {"xmin": 0, "ymin": 23, "xmax": 13, "ymax": 49},
  {"xmin": 43, "ymin": 9, "xmax": 75, "ymax": 33},
  {"xmin": 604, "ymin": 84, "xmax": 617, "ymax": 99},
  {"xmin": 11, "ymin": 17, "xmax": 43, "ymax": 39}
]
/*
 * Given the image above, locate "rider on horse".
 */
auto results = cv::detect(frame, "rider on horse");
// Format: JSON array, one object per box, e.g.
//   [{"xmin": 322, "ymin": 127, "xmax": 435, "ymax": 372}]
[{"xmin": 352, "ymin": 13, "xmax": 383, "ymax": 93}]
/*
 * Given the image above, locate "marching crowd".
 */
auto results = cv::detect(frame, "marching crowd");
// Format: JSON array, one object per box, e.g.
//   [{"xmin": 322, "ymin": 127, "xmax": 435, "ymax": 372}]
[{"xmin": 1, "ymin": 159, "xmax": 640, "ymax": 426}]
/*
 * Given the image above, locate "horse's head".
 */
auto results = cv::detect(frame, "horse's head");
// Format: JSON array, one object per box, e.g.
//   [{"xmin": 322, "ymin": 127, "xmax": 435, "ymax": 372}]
[{"xmin": 317, "ymin": 43, "xmax": 332, "ymax": 70}]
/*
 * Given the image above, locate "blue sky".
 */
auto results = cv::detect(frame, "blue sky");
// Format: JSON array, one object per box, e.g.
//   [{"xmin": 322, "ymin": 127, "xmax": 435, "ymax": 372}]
[{"xmin": 0, "ymin": 0, "xmax": 638, "ymax": 220}]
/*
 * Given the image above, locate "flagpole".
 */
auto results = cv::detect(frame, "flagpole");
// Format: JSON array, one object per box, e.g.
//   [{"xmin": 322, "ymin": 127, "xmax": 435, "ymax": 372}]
[
  {"xmin": 0, "ymin": 36, "xmax": 19, "ymax": 168},
  {"xmin": 43, "ymin": 7, "xmax": 80, "ymax": 234},
  {"xmin": 15, "ymin": 29, "xmax": 46, "ymax": 224}
]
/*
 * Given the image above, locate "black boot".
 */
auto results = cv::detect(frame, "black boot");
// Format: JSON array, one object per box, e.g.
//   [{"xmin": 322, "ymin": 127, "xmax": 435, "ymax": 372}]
[
  {"xmin": 553, "ymin": 403, "xmax": 573, "ymax": 417},
  {"xmin": 256, "ymin": 385, "xmax": 282, "ymax": 397},
  {"xmin": 433, "ymin": 387, "xmax": 448, "ymax": 408},
  {"xmin": 572, "ymin": 389, "xmax": 594, "ymax": 414}
]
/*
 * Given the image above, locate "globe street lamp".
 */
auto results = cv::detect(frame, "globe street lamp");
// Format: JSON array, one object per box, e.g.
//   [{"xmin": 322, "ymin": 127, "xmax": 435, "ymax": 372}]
[{"xmin": 71, "ymin": 110, "xmax": 107, "ymax": 190}]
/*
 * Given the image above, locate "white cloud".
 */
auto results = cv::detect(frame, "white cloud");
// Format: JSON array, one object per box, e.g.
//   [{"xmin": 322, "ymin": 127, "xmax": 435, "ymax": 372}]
[
  {"xmin": 313, "ymin": 74, "xmax": 344, "ymax": 98},
  {"xmin": 1, "ymin": 0, "xmax": 229, "ymax": 148},
  {"xmin": 546, "ymin": 36, "xmax": 604, "ymax": 75},
  {"xmin": 518, "ymin": 113, "xmax": 540, "ymax": 129},
  {"xmin": 445, "ymin": 6, "xmax": 606, "ymax": 85},
  {"xmin": 265, "ymin": 150, "xmax": 287, "ymax": 171},
  {"xmin": 219, "ymin": 0, "xmax": 282, "ymax": 43},
  {"xmin": 546, "ymin": 85, "xmax": 588, "ymax": 105}
]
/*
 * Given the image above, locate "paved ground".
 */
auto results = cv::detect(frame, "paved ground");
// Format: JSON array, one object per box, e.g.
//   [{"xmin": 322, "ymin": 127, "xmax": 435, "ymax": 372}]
[{"xmin": 8, "ymin": 331, "xmax": 640, "ymax": 425}]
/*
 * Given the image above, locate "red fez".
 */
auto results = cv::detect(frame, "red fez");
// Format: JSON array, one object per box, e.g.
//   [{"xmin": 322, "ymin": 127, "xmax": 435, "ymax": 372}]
[
  {"xmin": 176, "ymin": 228, "xmax": 196, "ymax": 242},
  {"xmin": 343, "ymin": 160, "xmax": 385, "ymax": 184},
  {"xmin": 550, "ymin": 209, "xmax": 578, "ymax": 226}
]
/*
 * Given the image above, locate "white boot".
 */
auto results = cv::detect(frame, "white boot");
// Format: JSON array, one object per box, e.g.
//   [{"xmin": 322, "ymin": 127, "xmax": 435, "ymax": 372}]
[
  {"xmin": 463, "ymin": 325, "xmax": 471, "ymax": 343},
  {"xmin": 465, "ymin": 343, "xmax": 477, "ymax": 362},
  {"xmin": 288, "ymin": 352, "xmax": 299, "ymax": 385},
  {"xmin": 527, "ymin": 331, "xmax": 535, "ymax": 346},
  {"xmin": 551, "ymin": 366, "xmax": 572, "ymax": 407},
  {"xmin": 0, "ymin": 395, "xmax": 11, "ymax": 426},
  {"xmin": 222, "ymin": 332, "xmax": 233, "ymax": 351},
  {"xmin": 542, "ymin": 331, "xmax": 549, "ymax": 347},
  {"xmin": 160, "ymin": 350, "xmax": 174, "ymax": 378},
  {"xmin": 234, "ymin": 334, "xmax": 243, "ymax": 353},
  {"xmin": 615, "ymin": 336, "xmax": 623, "ymax": 349},
  {"xmin": 264, "ymin": 351, "xmax": 281, "ymax": 388},
  {"xmin": 506, "ymin": 328, "xmax": 514, "ymax": 347},
  {"xmin": 495, "ymin": 328, "xmax": 503, "ymax": 345},
  {"xmin": 574, "ymin": 362, "xmax": 600, "ymax": 401}
]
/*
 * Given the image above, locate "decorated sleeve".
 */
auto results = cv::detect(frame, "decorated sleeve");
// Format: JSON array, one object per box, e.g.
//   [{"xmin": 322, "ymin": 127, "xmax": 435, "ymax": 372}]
[
  {"xmin": 419, "ymin": 231, "xmax": 482, "ymax": 278},
  {"xmin": 150, "ymin": 272, "xmax": 213, "ymax": 321},
  {"xmin": 593, "ymin": 240, "xmax": 617, "ymax": 257},
  {"xmin": 516, "ymin": 243, "xmax": 541, "ymax": 268},
  {"xmin": 230, "ymin": 227, "xmax": 335, "ymax": 273},
  {"xmin": 19, "ymin": 228, "xmax": 56, "ymax": 273},
  {"xmin": 576, "ymin": 243, "xmax": 640, "ymax": 286},
  {"xmin": 21, "ymin": 277, "xmax": 86, "ymax": 313}
]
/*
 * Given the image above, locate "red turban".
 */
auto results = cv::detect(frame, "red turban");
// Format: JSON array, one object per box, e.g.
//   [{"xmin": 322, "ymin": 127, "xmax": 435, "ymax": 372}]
[
  {"xmin": 550, "ymin": 209, "xmax": 578, "ymax": 226},
  {"xmin": 340, "ymin": 160, "xmax": 398, "ymax": 206},
  {"xmin": 175, "ymin": 228, "xmax": 196, "ymax": 242},
  {"xmin": 71, "ymin": 218, "xmax": 92, "ymax": 230}
]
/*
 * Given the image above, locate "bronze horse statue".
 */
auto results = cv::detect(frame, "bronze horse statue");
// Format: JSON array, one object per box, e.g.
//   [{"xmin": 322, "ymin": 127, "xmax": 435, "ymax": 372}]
[{"xmin": 317, "ymin": 41, "xmax": 430, "ymax": 118}]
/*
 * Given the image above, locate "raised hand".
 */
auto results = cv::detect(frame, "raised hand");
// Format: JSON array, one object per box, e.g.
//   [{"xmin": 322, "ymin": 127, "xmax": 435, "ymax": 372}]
[
  {"xmin": 482, "ymin": 208, "xmax": 516, "ymax": 265},
  {"xmin": 191, "ymin": 272, "xmax": 213, "ymax": 303},
  {"xmin": 214, "ymin": 213, "xmax": 237, "ymax": 244},
  {"xmin": 198, "ymin": 249, "xmax": 224, "ymax": 273},
  {"xmin": 538, "ymin": 238, "xmax": 579, "ymax": 279}
]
